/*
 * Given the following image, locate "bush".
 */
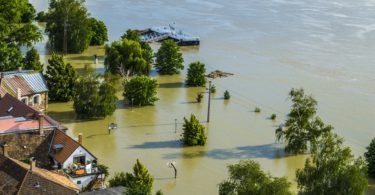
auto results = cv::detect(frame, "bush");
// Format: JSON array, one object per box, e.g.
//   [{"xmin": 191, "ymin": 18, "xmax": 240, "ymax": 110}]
[
  {"xmin": 123, "ymin": 76, "xmax": 159, "ymax": 106},
  {"xmin": 196, "ymin": 93, "xmax": 203, "ymax": 103},
  {"xmin": 224, "ymin": 90, "xmax": 230, "ymax": 100},
  {"xmin": 186, "ymin": 61, "xmax": 207, "ymax": 87},
  {"xmin": 211, "ymin": 85, "xmax": 216, "ymax": 93},
  {"xmin": 182, "ymin": 114, "xmax": 207, "ymax": 146},
  {"xmin": 155, "ymin": 39, "xmax": 184, "ymax": 75},
  {"xmin": 254, "ymin": 107, "xmax": 261, "ymax": 113},
  {"xmin": 365, "ymin": 137, "xmax": 375, "ymax": 177},
  {"xmin": 271, "ymin": 114, "xmax": 276, "ymax": 120}
]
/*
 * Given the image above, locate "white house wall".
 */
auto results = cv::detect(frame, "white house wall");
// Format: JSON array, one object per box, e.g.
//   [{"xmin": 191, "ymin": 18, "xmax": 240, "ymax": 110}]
[
  {"xmin": 62, "ymin": 146, "xmax": 95, "ymax": 169},
  {"xmin": 70, "ymin": 175, "xmax": 96, "ymax": 190}
]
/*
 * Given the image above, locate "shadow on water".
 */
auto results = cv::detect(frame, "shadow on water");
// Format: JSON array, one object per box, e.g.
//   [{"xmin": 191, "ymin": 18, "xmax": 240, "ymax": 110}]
[
  {"xmin": 46, "ymin": 110, "xmax": 103, "ymax": 124},
  {"xmin": 159, "ymin": 82, "xmax": 185, "ymax": 88},
  {"xmin": 66, "ymin": 55, "xmax": 96, "ymax": 61},
  {"xmin": 86, "ymin": 133, "xmax": 109, "ymax": 139},
  {"xmin": 163, "ymin": 143, "xmax": 288, "ymax": 160},
  {"xmin": 128, "ymin": 140, "xmax": 182, "ymax": 149}
]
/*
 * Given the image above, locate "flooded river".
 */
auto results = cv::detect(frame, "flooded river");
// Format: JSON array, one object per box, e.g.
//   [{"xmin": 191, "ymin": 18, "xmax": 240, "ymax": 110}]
[{"xmin": 30, "ymin": 0, "xmax": 375, "ymax": 194}]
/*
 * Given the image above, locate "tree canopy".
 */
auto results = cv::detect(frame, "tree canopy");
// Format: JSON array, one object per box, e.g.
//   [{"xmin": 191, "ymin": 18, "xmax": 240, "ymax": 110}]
[
  {"xmin": 122, "ymin": 29, "xmax": 154, "ymax": 66},
  {"xmin": 45, "ymin": 54, "xmax": 77, "ymax": 101},
  {"xmin": 219, "ymin": 160, "xmax": 292, "ymax": 195},
  {"xmin": 186, "ymin": 61, "xmax": 207, "ymax": 87},
  {"xmin": 181, "ymin": 114, "xmax": 207, "ymax": 146},
  {"xmin": 275, "ymin": 88, "xmax": 332, "ymax": 154},
  {"xmin": 123, "ymin": 75, "xmax": 159, "ymax": 106},
  {"xmin": 24, "ymin": 47, "xmax": 43, "ymax": 72},
  {"xmin": 46, "ymin": 0, "xmax": 91, "ymax": 53},
  {"xmin": 155, "ymin": 39, "xmax": 184, "ymax": 75},
  {"xmin": 88, "ymin": 17, "xmax": 108, "ymax": 46},
  {"xmin": 365, "ymin": 137, "xmax": 375, "ymax": 177},
  {"xmin": 73, "ymin": 73, "xmax": 118, "ymax": 118},
  {"xmin": 105, "ymin": 39, "xmax": 150, "ymax": 76},
  {"xmin": 296, "ymin": 133, "xmax": 368, "ymax": 195},
  {"xmin": 108, "ymin": 159, "xmax": 154, "ymax": 195},
  {"xmin": 0, "ymin": 0, "xmax": 42, "ymax": 71}
]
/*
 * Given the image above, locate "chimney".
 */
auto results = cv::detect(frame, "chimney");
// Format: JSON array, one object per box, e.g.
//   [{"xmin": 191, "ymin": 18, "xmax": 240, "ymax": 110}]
[
  {"xmin": 78, "ymin": 133, "xmax": 83, "ymax": 145},
  {"xmin": 38, "ymin": 113, "xmax": 44, "ymax": 136},
  {"xmin": 2, "ymin": 143, "xmax": 9, "ymax": 157},
  {"xmin": 18, "ymin": 66, "xmax": 22, "ymax": 72},
  {"xmin": 30, "ymin": 157, "xmax": 36, "ymax": 172},
  {"xmin": 17, "ymin": 88, "xmax": 22, "ymax": 100}
]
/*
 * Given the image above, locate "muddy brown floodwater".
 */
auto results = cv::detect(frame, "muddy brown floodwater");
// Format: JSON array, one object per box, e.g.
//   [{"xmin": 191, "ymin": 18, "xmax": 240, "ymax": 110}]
[{"xmin": 30, "ymin": 0, "xmax": 375, "ymax": 194}]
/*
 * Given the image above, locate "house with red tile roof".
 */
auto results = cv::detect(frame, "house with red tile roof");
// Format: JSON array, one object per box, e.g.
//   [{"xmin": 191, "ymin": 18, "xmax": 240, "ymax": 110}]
[
  {"xmin": 0, "ymin": 94, "xmax": 103, "ymax": 192},
  {"xmin": 0, "ymin": 70, "xmax": 49, "ymax": 112}
]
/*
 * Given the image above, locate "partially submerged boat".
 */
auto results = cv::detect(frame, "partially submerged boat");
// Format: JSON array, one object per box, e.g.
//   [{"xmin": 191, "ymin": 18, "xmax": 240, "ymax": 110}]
[{"xmin": 140, "ymin": 25, "xmax": 200, "ymax": 46}]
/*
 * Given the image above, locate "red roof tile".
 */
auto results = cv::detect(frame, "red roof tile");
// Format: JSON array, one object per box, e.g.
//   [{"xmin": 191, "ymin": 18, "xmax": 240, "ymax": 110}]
[
  {"xmin": 0, "ymin": 117, "xmax": 51, "ymax": 133},
  {"xmin": 52, "ymin": 130, "xmax": 80, "ymax": 164}
]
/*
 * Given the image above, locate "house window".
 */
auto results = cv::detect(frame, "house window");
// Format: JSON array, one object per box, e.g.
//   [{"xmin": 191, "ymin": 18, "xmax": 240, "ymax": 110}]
[
  {"xmin": 73, "ymin": 155, "xmax": 86, "ymax": 165},
  {"xmin": 21, "ymin": 97, "xmax": 28, "ymax": 104},
  {"xmin": 32, "ymin": 94, "xmax": 41, "ymax": 105}
]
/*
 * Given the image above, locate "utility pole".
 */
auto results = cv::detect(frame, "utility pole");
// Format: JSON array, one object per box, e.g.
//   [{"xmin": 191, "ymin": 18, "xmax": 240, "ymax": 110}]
[
  {"xmin": 174, "ymin": 118, "xmax": 177, "ymax": 133},
  {"xmin": 207, "ymin": 80, "xmax": 212, "ymax": 123},
  {"xmin": 63, "ymin": 19, "xmax": 67, "ymax": 55}
]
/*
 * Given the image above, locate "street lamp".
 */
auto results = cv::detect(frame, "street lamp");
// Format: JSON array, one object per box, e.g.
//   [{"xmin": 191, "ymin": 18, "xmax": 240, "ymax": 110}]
[
  {"xmin": 174, "ymin": 118, "xmax": 177, "ymax": 133},
  {"xmin": 108, "ymin": 123, "xmax": 117, "ymax": 134},
  {"xmin": 167, "ymin": 161, "xmax": 177, "ymax": 179}
]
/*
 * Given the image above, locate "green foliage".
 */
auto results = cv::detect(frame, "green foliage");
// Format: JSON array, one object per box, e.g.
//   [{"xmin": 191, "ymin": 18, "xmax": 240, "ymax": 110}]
[
  {"xmin": 210, "ymin": 84, "xmax": 216, "ymax": 93},
  {"xmin": 365, "ymin": 137, "xmax": 375, "ymax": 177},
  {"xmin": 108, "ymin": 159, "xmax": 154, "ymax": 195},
  {"xmin": 105, "ymin": 39, "xmax": 150, "ymax": 76},
  {"xmin": 45, "ymin": 54, "xmax": 77, "ymax": 101},
  {"xmin": 224, "ymin": 90, "xmax": 230, "ymax": 100},
  {"xmin": 98, "ymin": 164, "xmax": 109, "ymax": 179},
  {"xmin": 0, "ymin": 0, "xmax": 42, "ymax": 71},
  {"xmin": 275, "ymin": 88, "xmax": 332, "ymax": 154},
  {"xmin": 24, "ymin": 47, "xmax": 43, "ymax": 72},
  {"xmin": 155, "ymin": 39, "xmax": 184, "ymax": 75},
  {"xmin": 122, "ymin": 29, "xmax": 154, "ymax": 65},
  {"xmin": 271, "ymin": 114, "xmax": 276, "ymax": 120},
  {"xmin": 123, "ymin": 75, "xmax": 158, "ymax": 106},
  {"xmin": 255, "ymin": 107, "xmax": 261, "ymax": 113},
  {"xmin": 88, "ymin": 18, "xmax": 108, "ymax": 46},
  {"xmin": 186, "ymin": 61, "xmax": 207, "ymax": 87},
  {"xmin": 155, "ymin": 190, "xmax": 163, "ymax": 195},
  {"xmin": 73, "ymin": 73, "xmax": 118, "ymax": 118},
  {"xmin": 0, "ymin": 44, "xmax": 24, "ymax": 71},
  {"xmin": 108, "ymin": 172, "xmax": 127, "ymax": 187},
  {"xmin": 46, "ymin": 0, "xmax": 92, "ymax": 53},
  {"xmin": 182, "ymin": 114, "xmax": 207, "ymax": 146},
  {"xmin": 36, "ymin": 11, "xmax": 47, "ymax": 22},
  {"xmin": 296, "ymin": 133, "xmax": 368, "ymax": 195},
  {"xmin": 196, "ymin": 93, "xmax": 203, "ymax": 103},
  {"xmin": 219, "ymin": 160, "xmax": 292, "ymax": 195}
]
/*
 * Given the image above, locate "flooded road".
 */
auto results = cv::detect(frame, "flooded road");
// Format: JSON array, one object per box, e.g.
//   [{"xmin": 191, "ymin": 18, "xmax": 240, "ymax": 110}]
[{"xmin": 30, "ymin": 0, "xmax": 375, "ymax": 194}]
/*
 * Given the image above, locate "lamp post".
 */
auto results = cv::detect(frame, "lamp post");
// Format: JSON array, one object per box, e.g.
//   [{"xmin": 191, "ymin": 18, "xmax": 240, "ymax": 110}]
[
  {"xmin": 174, "ymin": 118, "xmax": 177, "ymax": 133},
  {"xmin": 207, "ymin": 80, "xmax": 212, "ymax": 123},
  {"xmin": 167, "ymin": 161, "xmax": 177, "ymax": 179},
  {"xmin": 131, "ymin": 98, "xmax": 134, "ymax": 111}
]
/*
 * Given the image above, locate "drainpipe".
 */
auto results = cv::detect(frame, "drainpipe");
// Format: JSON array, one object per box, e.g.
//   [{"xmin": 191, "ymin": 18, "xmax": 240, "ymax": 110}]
[
  {"xmin": 38, "ymin": 113, "xmax": 44, "ymax": 136},
  {"xmin": 2, "ymin": 143, "xmax": 9, "ymax": 157}
]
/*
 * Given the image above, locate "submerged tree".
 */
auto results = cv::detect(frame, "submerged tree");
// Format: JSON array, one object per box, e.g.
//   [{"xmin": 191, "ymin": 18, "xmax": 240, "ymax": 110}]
[
  {"xmin": 105, "ymin": 39, "xmax": 150, "ymax": 76},
  {"xmin": 73, "ymin": 73, "xmax": 118, "ymax": 118},
  {"xmin": 275, "ymin": 88, "xmax": 332, "ymax": 154},
  {"xmin": 186, "ymin": 61, "xmax": 207, "ymax": 87},
  {"xmin": 181, "ymin": 114, "xmax": 207, "ymax": 146},
  {"xmin": 296, "ymin": 133, "xmax": 368, "ymax": 195},
  {"xmin": 24, "ymin": 47, "xmax": 43, "ymax": 72},
  {"xmin": 123, "ymin": 75, "xmax": 159, "ymax": 106},
  {"xmin": 46, "ymin": 0, "xmax": 92, "ymax": 53},
  {"xmin": 155, "ymin": 39, "xmax": 184, "ymax": 75},
  {"xmin": 45, "ymin": 54, "xmax": 77, "ymax": 101},
  {"xmin": 121, "ymin": 29, "xmax": 154, "ymax": 66},
  {"xmin": 219, "ymin": 160, "xmax": 292, "ymax": 195},
  {"xmin": 108, "ymin": 159, "xmax": 154, "ymax": 195},
  {"xmin": 88, "ymin": 17, "xmax": 108, "ymax": 46}
]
